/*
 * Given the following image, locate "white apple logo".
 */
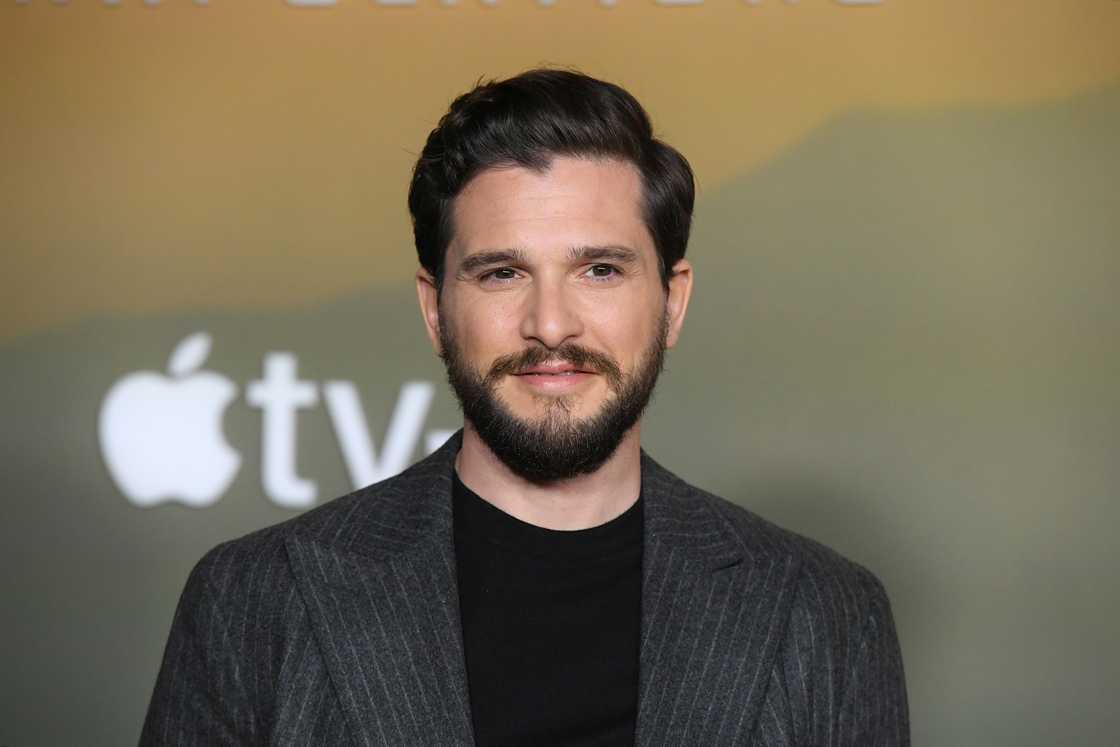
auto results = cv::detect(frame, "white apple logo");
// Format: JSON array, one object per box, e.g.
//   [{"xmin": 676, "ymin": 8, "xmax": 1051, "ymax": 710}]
[{"xmin": 99, "ymin": 332, "xmax": 241, "ymax": 507}]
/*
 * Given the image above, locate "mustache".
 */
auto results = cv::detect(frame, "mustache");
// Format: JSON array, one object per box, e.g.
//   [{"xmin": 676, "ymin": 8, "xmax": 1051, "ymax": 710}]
[{"xmin": 485, "ymin": 344, "xmax": 624, "ymax": 390}]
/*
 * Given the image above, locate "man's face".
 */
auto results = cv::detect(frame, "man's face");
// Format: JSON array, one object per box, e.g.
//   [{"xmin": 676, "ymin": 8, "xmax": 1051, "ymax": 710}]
[{"xmin": 417, "ymin": 156, "xmax": 692, "ymax": 483}]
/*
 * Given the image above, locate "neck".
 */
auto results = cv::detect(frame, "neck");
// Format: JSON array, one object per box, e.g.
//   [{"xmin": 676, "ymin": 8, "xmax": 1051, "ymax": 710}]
[{"xmin": 454, "ymin": 422, "xmax": 643, "ymax": 531}]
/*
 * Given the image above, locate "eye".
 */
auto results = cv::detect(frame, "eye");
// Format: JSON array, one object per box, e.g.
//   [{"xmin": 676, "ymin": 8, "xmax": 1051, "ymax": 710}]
[
  {"xmin": 479, "ymin": 267, "xmax": 520, "ymax": 284},
  {"xmin": 584, "ymin": 264, "xmax": 621, "ymax": 281}
]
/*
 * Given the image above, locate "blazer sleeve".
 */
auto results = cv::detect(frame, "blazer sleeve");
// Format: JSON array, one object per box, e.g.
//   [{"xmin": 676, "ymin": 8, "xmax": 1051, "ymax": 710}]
[
  {"xmin": 139, "ymin": 550, "xmax": 258, "ymax": 746},
  {"xmin": 836, "ymin": 575, "xmax": 910, "ymax": 747}
]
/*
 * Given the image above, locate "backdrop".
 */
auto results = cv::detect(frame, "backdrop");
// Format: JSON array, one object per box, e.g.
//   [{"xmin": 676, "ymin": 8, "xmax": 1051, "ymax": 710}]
[{"xmin": 3, "ymin": 1, "xmax": 1118, "ymax": 745}]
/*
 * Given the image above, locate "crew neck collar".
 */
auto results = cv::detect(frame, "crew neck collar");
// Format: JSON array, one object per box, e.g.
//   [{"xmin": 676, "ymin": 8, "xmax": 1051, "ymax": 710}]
[{"xmin": 452, "ymin": 468, "xmax": 643, "ymax": 563}]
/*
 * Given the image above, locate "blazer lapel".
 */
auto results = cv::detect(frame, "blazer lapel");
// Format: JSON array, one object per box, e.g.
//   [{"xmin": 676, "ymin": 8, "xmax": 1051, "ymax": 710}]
[
  {"xmin": 285, "ymin": 436, "xmax": 475, "ymax": 746},
  {"xmin": 283, "ymin": 434, "xmax": 800, "ymax": 746},
  {"xmin": 636, "ymin": 453, "xmax": 802, "ymax": 746}
]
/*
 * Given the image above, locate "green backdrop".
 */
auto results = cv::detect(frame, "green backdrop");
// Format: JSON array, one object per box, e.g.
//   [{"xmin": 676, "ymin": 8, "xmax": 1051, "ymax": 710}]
[{"xmin": 2, "ymin": 1, "xmax": 1118, "ymax": 744}]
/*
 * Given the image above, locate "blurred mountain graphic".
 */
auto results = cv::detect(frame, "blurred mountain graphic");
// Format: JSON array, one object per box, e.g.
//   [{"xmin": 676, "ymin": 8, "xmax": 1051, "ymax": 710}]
[{"xmin": 2, "ymin": 84, "xmax": 1118, "ymax": 747}]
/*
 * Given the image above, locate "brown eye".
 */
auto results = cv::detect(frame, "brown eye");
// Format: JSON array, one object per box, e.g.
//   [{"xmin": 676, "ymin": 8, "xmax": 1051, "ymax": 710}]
[
  {"xmin": 586, "ymin": 264, "xmax": 619, "ymax": 279},
  {"xmin": 480, "ymin": 267, "xmax": 519, "ymax": 283}
]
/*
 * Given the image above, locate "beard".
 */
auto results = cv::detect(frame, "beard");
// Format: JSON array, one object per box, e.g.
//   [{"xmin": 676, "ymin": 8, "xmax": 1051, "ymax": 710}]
[{"xmin": 439, "ymin": 311, "xmax": 669, "ymax": 485}]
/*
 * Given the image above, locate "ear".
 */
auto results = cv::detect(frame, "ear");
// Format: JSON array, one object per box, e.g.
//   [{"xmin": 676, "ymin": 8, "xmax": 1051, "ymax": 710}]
[
  {"xmin": 664, "ymin": 258, "xmax": 693, "ymax": 349},
  {"xmin": 415, "ymin": 267, "xmax": 442, "ymax": 355}
]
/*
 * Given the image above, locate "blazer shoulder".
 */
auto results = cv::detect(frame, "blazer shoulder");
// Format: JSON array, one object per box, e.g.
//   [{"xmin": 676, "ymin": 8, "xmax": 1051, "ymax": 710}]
[
  {"xmin": 684, "ymin": 480, "xmax": 895, "ymax": 617},
  {"xmin": 672, "ymin": 481, "xmax": 909, "ymax": 739},
  {"xmin": 186, "ymin": 439, "xmax": 456, "ymax": 595}
]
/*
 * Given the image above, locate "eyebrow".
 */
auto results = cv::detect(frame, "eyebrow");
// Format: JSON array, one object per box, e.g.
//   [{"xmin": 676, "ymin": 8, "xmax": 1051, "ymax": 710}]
[{"xmin": 567, "ymin": 245, "xmax": 641, "ymax": 265}]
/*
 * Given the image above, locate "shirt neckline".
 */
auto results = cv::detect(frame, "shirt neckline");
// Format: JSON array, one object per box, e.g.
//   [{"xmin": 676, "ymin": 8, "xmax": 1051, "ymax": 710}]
[{"xmin": 452, "ymin": 468, "xmax": 643, "ymax": 564}]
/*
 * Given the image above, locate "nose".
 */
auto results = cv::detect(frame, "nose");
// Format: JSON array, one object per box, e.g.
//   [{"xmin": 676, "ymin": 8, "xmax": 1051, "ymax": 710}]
[{"xmin": 519, "ymin": 276, "xmax": 584, "ymax": 349}]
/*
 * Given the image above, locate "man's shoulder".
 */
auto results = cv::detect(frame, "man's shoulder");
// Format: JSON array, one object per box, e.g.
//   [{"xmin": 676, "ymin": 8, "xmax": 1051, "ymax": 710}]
[
  {"xmin": 666, "ymin": 468, "xmax": 893, "ymax": 616},
  {"xmin": 185, "ymin": 449, "xmax": 449, "ymax": 599}
]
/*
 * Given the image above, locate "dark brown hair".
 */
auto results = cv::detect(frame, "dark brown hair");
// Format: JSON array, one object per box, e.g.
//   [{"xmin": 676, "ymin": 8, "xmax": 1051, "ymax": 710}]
[{"xmin": 407, "ymin": 69, "xmax": 695, "ymax": 290}]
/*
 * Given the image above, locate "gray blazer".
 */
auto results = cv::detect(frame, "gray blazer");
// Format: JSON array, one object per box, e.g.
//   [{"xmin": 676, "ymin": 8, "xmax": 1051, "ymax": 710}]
[{"xmin": 141, "ymin": 432, "xmax": 909, "ymax": 746}]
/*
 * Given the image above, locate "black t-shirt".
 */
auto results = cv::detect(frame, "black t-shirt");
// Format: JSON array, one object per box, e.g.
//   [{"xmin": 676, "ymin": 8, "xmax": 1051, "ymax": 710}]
[{"xmin": 452, "ymin": 470, "xmax": 643, "ymax": 747}]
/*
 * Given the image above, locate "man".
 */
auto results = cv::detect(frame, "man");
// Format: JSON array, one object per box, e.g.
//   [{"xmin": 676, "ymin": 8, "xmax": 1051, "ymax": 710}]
[{"xmin": 142, "ymin": 69, "xmax": 908, "ymax": 746}]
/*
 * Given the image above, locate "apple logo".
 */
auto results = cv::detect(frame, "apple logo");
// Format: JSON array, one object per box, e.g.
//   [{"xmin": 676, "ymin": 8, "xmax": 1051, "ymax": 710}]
[{"xmin": 98, "ymin": 332, "xmax": 241, "ymax": 507}]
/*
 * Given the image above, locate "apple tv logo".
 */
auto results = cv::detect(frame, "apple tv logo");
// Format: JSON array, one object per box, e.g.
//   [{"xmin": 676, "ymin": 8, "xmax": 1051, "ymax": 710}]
[
  {"xmin": 99, "ymin": 332, "xmax": 240, "ymax": 508},
  {"xmin": 98, "ymin": 332, "xmax": 453, "ymax": 509}
]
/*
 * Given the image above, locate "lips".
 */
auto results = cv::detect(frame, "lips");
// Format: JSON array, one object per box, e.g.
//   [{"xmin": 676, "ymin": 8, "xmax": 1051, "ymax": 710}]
[{"xmin": 515, "ymin": 364, "xmax": 594, "ymax": 376}]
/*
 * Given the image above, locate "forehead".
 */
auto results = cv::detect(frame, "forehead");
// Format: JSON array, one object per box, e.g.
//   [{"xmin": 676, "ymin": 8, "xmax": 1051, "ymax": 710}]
[{"xmin": 448, "ymin": 156, "xmax": 652, "ymax": 259}]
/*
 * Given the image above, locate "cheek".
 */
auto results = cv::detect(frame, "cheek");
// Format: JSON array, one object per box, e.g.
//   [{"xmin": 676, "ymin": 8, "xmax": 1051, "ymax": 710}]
[
  {"xmin": 591, "ymin": 302, "xmax": 662, "ymax": 364},
  {"xmin": 451, "ymin": 299, "xmax": 520, "ymax": 359}
]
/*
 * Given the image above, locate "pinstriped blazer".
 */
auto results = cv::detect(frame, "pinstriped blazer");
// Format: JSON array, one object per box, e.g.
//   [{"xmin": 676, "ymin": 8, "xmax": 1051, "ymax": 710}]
[{"xmin": 140, "ymin": 431, "xmax": 909, "ymax": 746}]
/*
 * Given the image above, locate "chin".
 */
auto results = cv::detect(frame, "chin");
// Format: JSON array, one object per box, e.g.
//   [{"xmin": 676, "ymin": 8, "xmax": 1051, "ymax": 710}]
[{"xmin": 508, "ymin": 390, "xmax": 602, "ymax": 419}]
